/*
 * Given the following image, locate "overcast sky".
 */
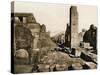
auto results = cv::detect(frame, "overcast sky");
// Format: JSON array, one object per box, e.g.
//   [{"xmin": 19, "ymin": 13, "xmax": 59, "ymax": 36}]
[{"xmin": 13, "ymin": 1, "xmax": 98, "ymax": 36}]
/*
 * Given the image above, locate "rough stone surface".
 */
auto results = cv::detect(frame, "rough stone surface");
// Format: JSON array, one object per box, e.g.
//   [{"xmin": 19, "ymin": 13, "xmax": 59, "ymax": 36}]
[
  {"xmin": 72, "ymin": 63, "xmax": 83, "ymax": 70},
  {"xmin": 15, "ymin": 49, "xmax": 29, "ymax": 59},
  {"xmin": 85, "ymin": 62, "xmax": 97, "ymax": 69}
]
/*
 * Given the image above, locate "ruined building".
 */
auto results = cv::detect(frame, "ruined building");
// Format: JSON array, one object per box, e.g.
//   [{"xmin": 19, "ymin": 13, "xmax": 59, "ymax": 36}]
[
  {"xmin": 12, "ymin": 13, "xmax": 36, "ymax": 63},
  {"xmin": 12, "ymin": 13, "xmax": 57, "ymax": 61},
  {"xmin": 13, "ymin": 13, "xmax": 41, "ymax": 51},
  {"xmin": 65, "ymin": 6, "xmax": 79, "ymax": 48}
]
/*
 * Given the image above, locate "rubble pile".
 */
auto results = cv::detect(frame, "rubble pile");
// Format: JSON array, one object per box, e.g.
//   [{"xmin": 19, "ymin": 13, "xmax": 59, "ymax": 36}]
[{"xmin": 35, "ymin": 47, "xmax": 97, "ymax": 72}]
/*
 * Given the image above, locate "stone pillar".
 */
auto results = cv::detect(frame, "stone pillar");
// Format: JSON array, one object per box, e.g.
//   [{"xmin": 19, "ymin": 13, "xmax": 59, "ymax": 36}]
[
  {"xmin": 33, "ymin": 33, "xmax": 39, "ymax": 49},
  {"xmin": 70, "ymin": 6, "xmax": 79, "ymax": 48}
]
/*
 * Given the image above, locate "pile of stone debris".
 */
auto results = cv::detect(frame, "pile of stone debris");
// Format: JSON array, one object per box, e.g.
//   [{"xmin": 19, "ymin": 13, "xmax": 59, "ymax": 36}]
[
  {"xmin": 37, "ymin": 48, "xmax": 97, "ymax": 72},
  {"xmin": 14, "ymin": 47, "xmax": 97, "ymax": 73}
]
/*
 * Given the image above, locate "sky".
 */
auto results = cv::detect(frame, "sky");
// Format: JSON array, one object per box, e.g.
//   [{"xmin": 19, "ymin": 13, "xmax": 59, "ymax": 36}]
[{"xmin": 13, "ymin": 1, "xmax": 98, "ymax": 36}]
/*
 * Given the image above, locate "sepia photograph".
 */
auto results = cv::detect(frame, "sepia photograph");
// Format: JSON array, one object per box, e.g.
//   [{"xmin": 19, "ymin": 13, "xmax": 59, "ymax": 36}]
[{"xmin": 11, "ymin": 1, "xmax": 97, "ymax": 74}]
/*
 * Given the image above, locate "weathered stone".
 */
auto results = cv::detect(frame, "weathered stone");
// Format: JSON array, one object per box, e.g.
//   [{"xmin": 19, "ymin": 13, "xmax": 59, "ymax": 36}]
[
  {"xmin": 65, "ymin": 6, "xmax": 80, "ymax": 49},
  {"xmin": 68, "ymin": 65, "xmax": 74, "ymax": 70},
  {"xmin": 70, "ymin": 48, "xmax": 81, "ymax": 57},
  {"xmin": 85, "ymin": 62, "xmax": 97, "ymax": 69},
  {"xmin": 82, "ymin": 64, "xmax": 90, "ymax": 69},
  {"xmin": 14, "ymin": 64, "xmax": 33, "ymax": 73},
  {"xmin": 80, "ymin": 52, "xmax": 97, "ymax": 64},
  {"xmin": 15, "ymin": 49, "xmax": 29, "ymax": 59},
  {"xmin": 83, "ymin": 43, "xmax": 93, "ymax": 49},
  {"xmin": 83, "ymin": 24, "xmax": 97, "ymax": 50},
  {"xmin": 72, "ymin": 63, "xmax": 83, "ymax": 70}
]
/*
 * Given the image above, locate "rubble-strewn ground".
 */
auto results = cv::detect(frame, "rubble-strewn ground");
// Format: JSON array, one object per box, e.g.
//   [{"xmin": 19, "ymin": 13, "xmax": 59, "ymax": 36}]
[{"xmin": 14, "ymin": 47, "xmax": 97, "ymax": 73}]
